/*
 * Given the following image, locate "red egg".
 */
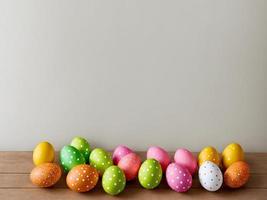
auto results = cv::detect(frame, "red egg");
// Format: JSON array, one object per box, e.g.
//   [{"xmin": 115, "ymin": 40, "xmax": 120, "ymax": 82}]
[
  {"xmin": 147, "ymin": 146, "xmax": 170, "ymax": 172},
  {"xmin": 67, "ymin": 164, "xmax": 99, "ymax": 192},
  {"xmin": 118, "ymin": 153, "xmax": 141, "ymax": 181},
  {"xmin": 30, "ymin": 163, "xmax": 62, "ymax": 187}
]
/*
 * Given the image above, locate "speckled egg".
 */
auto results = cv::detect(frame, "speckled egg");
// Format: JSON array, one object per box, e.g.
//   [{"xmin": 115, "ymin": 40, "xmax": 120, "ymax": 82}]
[
  {"xmin": 118, "ymin": 152, "xmax": 141, "ymax": 181},
  {"xmin": 222, "ymin": 143, "xmax": 244, "ymax": 169},
  {"xmin": 138, "ymin": 159, "xmax": 162, "ymax": 189},
  {"xmin": 33, "ymin": 141, "xmax": 55, "ymax": 166},
  {"xmin": 66, "ymin": 164, "xmax": 99, "ymax": 192},
  {"xmin": 198, "ymin": 146, "xmax": 220, "ymax": 166},
  {"xmin": 70, "ymin": 136, "xmax": 91, "ymax": 163},
  {"xmin": 199, "ymin": 161, "xmax": 223, "ymax": 192},
  {"xmin": 224, "ymin": 161, "xmax": 250, "ymax": 188},
  {"xmin": 147, "ymin": 146, "xmax": 170, "ymax": 172},
  {"xmin": 102, "ymin": 166, "xmax": 126, "ymax": 195},
  {"xmin": 112, "ymin": 145, "xmax": 133, "ymax": 165},
  {"xmin": 60, "ymin": 145, "xmax": 86, "ymax": 172},
  {"xmin": 30, "ymin": 163, "xmax": 62, "ymax": 187},
  {"xmin": 166, "ymin": 163, "xmax": 192, "ymax": 192},
  {"xmin": 174, "ymin": 148, "xmax": 198, "ymax": 175},
  {"xmin": 89, "ymin": 148, "xmax": 113, "ymax": 175}
]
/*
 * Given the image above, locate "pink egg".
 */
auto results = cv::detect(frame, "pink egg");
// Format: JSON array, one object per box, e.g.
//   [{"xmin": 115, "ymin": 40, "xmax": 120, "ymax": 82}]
[
  {"xmin": 174, "ymin": 148, "xmax": 198, "ymax": 175},
  {"xmin": 166, "ymin": 163, "xmax": 192, "ymax": 192},
  {"xmin": 147, "ymin": 146, "xmax": 170, "ymax": 172},
  {"xmin": 118, "ymin": 153, "xmax": 141, "ymax": 181},
  {"xmin": 112, "ymin": 145, "xmax": 133, "ymax": 165}
]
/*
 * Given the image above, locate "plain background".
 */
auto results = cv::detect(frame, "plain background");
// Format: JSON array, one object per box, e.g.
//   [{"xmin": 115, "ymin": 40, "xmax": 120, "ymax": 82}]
[{"xmin": 0, "ymin": 0, "xmax": 266, "ymax": 152}]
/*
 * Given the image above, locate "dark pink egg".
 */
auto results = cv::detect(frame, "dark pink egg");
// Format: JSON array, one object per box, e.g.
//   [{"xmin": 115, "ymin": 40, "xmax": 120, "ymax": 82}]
[
  {"xmin": 166, "ymin": 163, "xmax": 192, "ymax": 192},
  {"xmin": 147, "ymin": 146, "xmax": 170, "ymax": 172},
  {"xmin": 112, "ymin": 145, "xmax": 133, "ymax": 165},
  {"xmin": 118, "ymin": 153, "xmax": 141, "ymax": 181}
]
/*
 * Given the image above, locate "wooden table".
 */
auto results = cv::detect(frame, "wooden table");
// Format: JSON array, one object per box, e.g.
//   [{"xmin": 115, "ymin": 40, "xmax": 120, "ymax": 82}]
[{"xmin": 0, "ymin": 152, "xmax": 266, "ymax": 200}]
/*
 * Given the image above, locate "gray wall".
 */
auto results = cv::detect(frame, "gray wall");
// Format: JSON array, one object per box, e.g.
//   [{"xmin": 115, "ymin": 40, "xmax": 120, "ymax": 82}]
[{"xmin": 0, "ymin": 0, "xmax": 266, "ymax": 152}]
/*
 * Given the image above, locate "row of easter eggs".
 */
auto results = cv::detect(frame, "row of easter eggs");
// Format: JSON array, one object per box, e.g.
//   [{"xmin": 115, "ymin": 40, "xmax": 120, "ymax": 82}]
[{"xmin": 30, "ymin": 137, "xmax": 250, "ymax": 195}]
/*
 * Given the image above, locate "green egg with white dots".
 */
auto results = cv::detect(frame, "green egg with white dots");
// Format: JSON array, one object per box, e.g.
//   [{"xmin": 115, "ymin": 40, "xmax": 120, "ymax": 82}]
[
  {"xmin": 138, "ymin": 159, "xmax": 162, "ymax": 189},
  {"xmin": 102, "ymin": 166, "xmax": 126, "ymax": 195},
  {"xmin": 70, "ymin": 136, "xmax": 91, "ymax": 163},
  {"xmin": 60, "ymin": 145, "xmax": 85, "ymax": 172},
  {"xmin": 89, "ymin": 148, "xmax": 113, "ymax": 175}
]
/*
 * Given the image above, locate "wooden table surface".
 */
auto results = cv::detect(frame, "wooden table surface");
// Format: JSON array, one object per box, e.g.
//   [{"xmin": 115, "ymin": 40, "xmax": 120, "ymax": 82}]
[{"xmin": 0, "ymin": 152, "xmax": 266, "ymax": 200}]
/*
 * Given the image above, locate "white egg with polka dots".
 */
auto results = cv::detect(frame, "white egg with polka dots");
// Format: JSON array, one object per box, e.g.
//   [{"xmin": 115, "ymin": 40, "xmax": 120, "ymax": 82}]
[{"xmin": 198, "ymin": 161, "xmax": 223, "ymax": 192}]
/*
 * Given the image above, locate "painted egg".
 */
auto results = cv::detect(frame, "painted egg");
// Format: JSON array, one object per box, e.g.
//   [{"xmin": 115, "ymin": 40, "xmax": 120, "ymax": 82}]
[
  {"xmin": 174, "ymin": 148, "xmax": 198, "ymax": 175},
  {"xmin": 33, "ymin": 141, "xmax": 55, "ymax": 166},
  {"xmin": 166, "ymin": 163, "xmax": 192, "ymax": 192},
  {"xmin": 70, "ymin": 136, "xmax": 91, "ymax": 163},
  {"xmin": 138, "ymin": 159, "xmax": 162, "ymax": 189},
  {"xmin": 112, "ymin": 145, "xmax": 133, "ymax": 165},
  {"xmin": 89, "ymin": 148, "xmax": 113, "ymax": 175},
  {"xmin": 147, "ymin": 146, "xmax": 170, "ymax": 172},
  {"xmin": 198, "ymin": 146, "xmax": 220, "ymax": 166},
  {"xmin": 102, "ymin": 166, "xmax": 126, "ymax": 195},
  {"xmin": 199, "ymin": 161, "xmax": 223, "ymax": 192},
  {"xmin": 222, "ymin": 143, "xmax": 244, "ymax": 169},
  {"xmin": 66, "ymin": 164, "xmax": 99, "ymax": 192},
  {"xmin": 60, "ymin": 145, "xmax": 86, "ymax": 172},
  {"xmin": 30, "ymin": 163, "xmax": 61, "ymax": 187},
  {"xmin": 224, "ymin": 161, "xmax": 250, "ymax": 188},
  {"xmin": 118, "ymin": 152, "xmax": 141, "ymax": 181}
]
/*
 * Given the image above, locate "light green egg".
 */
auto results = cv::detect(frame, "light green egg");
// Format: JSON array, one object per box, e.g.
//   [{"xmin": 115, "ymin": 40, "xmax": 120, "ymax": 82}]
[
  {"xmin": 138, "ymin": 159, "xmax": 162, "ymax": 189},
  {"xmin": 70, "ymin": 136, "xmax": 91, "ymax": 163},
  {"xmin": 102, "ymin": 166, "xmax": 126, "ymax": 195},
  {"xmin": 60, "ymin": 145, "xmax": 85, "ymax": 172},
  {"xmin": 89, "ymin": 148, "xmax": 113, "ymax": 175}
]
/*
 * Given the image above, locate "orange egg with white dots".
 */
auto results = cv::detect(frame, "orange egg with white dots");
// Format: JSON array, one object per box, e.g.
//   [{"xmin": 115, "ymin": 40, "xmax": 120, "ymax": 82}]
[
  {"xmin": 224, "ymin": 161, "xmax": 250, "ymax": 188},
  {"xmin": 66, "ymin": 164, "xmax": 99, "ymax": 192},
  {"xmin": 30, "ymin": 163, "xmax": 62, "ymax": 187}
]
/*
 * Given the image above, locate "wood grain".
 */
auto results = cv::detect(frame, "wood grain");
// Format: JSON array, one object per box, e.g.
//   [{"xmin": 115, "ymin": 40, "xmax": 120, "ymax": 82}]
[{"xmin": 0, "ymin": 152, "xmax": 266, "ymax": 199}]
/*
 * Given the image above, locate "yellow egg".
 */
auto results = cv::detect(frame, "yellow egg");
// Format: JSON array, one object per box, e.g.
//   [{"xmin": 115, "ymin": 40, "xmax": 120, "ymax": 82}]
[
  {"xmin": 33, "ymin": 142, "xmax": 55, "ymax": 166},
  {"xmin": 222, "ymin": 143, "xmax": 244, "ymax": 169},
  {"xmin": 198, "ymin": 146, "xmax": 220, "ymax": 166}
]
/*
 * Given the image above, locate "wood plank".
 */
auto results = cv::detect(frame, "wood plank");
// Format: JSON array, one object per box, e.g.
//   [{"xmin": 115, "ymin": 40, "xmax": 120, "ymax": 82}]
[
  {"xmin": 0, "ymin": 173, "xmax": 266, "ymax": 189},
  {"xmin": 1, "ymin": 188, "xmax": 267, "ymax": 200},
  {"xmin": 0, "ymin": 152, "xmax": 266, "ymax": 174}
]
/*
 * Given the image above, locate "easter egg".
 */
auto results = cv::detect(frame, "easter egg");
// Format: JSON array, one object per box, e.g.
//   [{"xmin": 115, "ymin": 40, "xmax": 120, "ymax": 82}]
[
  {"xmin": 166, "ymin": 163, "xmax": 192, "ymax": 192},
  {"xmin": 102, "ymin": 166, "xmax": 126, "ymax": 195},
  {"xmin": 147, "ymin": 146, "xmax": 170, "ymax": 172},
  {"xmin": 118, "ymin": 152, "xmax": 141, "ymax": 181},
  {"xmin": 138, "ymin": 159, "xmax": 162, "ymax": 189},
  {"xmin": 89, "ymin": 148, "xmax": 113, "ymax": 175},
  {"xmin": 199, "ymin": 161, "xmax": 223, "ymax": 192},
  {"xmin": 222, "ymin": 143, "xmax": 244, "ymax": 169},
  {"xmin": 224, "ymin": 161, "xmax": 250, "ymax": 188},
  {"xmin": 66, "ymin": 164, "xmax": 99, "ymax": 192},
  {"xmin": 70, "ymin": 136, "xmax": 91, "ymax": 163},
  {"xmin": 33, "ymin": 141, "xmax": 55, "ymax": 166},
  {"xmin": 113, "ymin": 145, "xmax": 133, "ymax": 165},
  {"xmin": 30, "ymin": 163, "xmax": 61, "ymax": 187},
  {"xmin": 60, "ymin": 145, "xmax": 86, "ymax": 172},
  {"xmin": 198, "ymin": 146, "xmax": 220, "ymax": 166},
  {"xmin": 174, "ymin": 148, "xmax": 198, "ymax": 175}
]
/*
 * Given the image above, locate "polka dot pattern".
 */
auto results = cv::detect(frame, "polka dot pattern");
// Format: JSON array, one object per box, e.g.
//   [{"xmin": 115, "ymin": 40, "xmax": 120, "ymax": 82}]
[
  {"xmin": 222, "ymin": 143, "xmax": 244, "ymax": 169},
  {"xmin": 118, "ymin": 152, "xmax": 141, "ymax": 181},
  {"xmin": 198, "ymin": 146, "xmax": 221, "ymax": 166},
  {"xmin": 60, "ymin": 145, "xmax": 86, "ymax": 172},
  {"xmin": 224, "ymin": 161, "xmax": 250, "ymax": 188},
  {"xmin": 67, "ymin": 164, "xmax": 99, "ymax": 192},
  {"xmin": 70, "ymin": 137, "xmax": 91, "ymax": 163},
  {"xmin": 89, "ymin": 148, "xmax": 113, "ymax": 175},
  {"xmin": 102, "ymin": 166, "xmax": 126, "ymax": 195},
  {"xmin": 147, "ymin": 146, "xmax": 170, "ymax": 172},
  {"xmin": 112, "ymin": 145, "xmax": 133, "ymax": 165},
  {"xmin": 166, "ymin": 163, "xmax": 192, "ymax": 192},
  {"xmin": 138, "ymin": 159, "xmax": 162, "ymax": 189},
  {"xmin": 30, "ymin": 163, "xmax": 62, "ymax": 187},
  {"xmin": 199, "ymin": 161, "xmax": 223, "ymax": 192}
]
